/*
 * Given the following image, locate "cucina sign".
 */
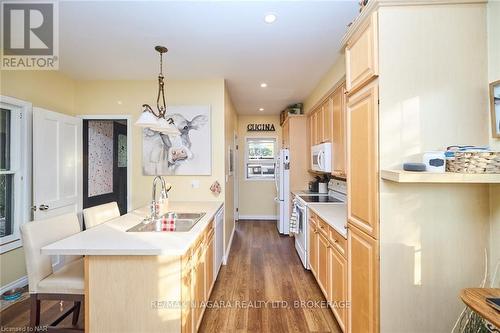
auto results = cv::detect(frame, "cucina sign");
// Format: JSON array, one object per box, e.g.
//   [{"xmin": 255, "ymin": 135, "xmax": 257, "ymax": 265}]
[{"xmin": 247, "ymin": 123, "xmax": 276, "ymax": 132}]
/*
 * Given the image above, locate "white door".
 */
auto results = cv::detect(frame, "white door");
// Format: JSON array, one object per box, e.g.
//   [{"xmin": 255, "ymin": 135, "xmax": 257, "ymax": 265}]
[
  {"xmin": 33, "ymin": 107, "xmax": 82, "ymax": 221},
  {"xmin": 233, "ymin": 132, "xmax": 238, "ymax": 220}
]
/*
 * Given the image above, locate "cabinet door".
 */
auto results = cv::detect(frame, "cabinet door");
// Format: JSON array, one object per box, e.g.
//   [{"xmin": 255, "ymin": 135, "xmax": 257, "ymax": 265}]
[
  {"xmin": 332, "ymin": 83, "xmax": 346, "ymax": 177},
  {"xmin": 205, "ymin": 233, "xmax": 214, "ymax": 299},
  {"xmin": 329, "ymin": 246, "xmax": 347, "ymax": 332},
  {"xmin": 323, "ymin": 97, "xmax": 333, "ymax": 143},
  {"xmin": 308, "ymin": 220, "xmax": 318, "ymax": 276},
  {"xmin": 347, "ymin": 81, "xmax": 379, "ymax": 239},
  {"xmin": 348, "ymin": 224, "xmax": 379, "ymax": 333},
  {"xmin": 282, "ymin": 121, "xmax": 290, "ymax": 148},
  {"xmin": 345, "ymin": 12, "xmax": 378, "ymax": 93},
  {"xmin": 317, "ymin": 231, "xmax": 330, "ymax": 297},
  {"xmin": 311, "ymin": 111, "xmax": 318, "ymax": 145},
  {"xmin": 193, "ymin": 245, "xmax": 205, "ymax": 329},
  {"xmin": 181, "ymin": 264, "xmax": 193, "ymax": 333}
]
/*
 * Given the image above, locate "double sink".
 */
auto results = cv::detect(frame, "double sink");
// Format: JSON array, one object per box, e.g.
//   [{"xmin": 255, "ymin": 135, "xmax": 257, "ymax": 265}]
[{"xmin": 126, "ymin": 212, "xmax": 206, "ymax": 232}]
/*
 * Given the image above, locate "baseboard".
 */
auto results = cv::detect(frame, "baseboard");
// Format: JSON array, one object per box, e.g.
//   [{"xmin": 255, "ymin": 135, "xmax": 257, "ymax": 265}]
[
  {"xmin": 0, "ymin": 275, "xmax": 28, "ymax": 294},
  {"xmin": 238, "ymin": 215, "xmax": 278, "ymax": 220},
  {"xmin": 222, "ymin": 225, "xmax": 235, "ymax": 265}
]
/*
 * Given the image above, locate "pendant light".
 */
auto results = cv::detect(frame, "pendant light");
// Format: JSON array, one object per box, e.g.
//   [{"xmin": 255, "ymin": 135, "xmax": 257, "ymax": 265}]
[{"xmin": 135, "ymin": 46, "xmax": 180, "ymax": 135}]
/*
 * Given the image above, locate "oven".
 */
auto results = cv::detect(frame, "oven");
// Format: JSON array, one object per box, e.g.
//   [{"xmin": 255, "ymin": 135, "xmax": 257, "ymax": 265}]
[{"xmin": 294, "ymin": 197, "xmax": 308, "ymax": 269}]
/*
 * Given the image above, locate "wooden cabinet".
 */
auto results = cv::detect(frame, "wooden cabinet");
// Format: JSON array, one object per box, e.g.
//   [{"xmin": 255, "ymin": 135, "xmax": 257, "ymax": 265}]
[
  {"xmin": 181, "ymin": 254, "xmax": 193, "ymax": 333},
  {"xmin": 329, "ymin": 243, "xmax": 347, "ymax": 332},
  {"xmin": 282, "ymin": 120, "xmax": 290, "ymax": 148},
  {"xmin": 348, "ymin": 224, "xmax": 379, "ymax": 333},
  {"xmin": 205, "ymin": 229, "xmax": 215, "ymax": 298},
  {"xmin": 345, "ymin": 12, "xmax": 378, "ymax": 93},
  {"xmin": 347, "ymin": 81, "xmax": 379, "ymax": 239},
  {"xmin": 308, "ymin": 210, "xmax": 348, "ymax": 333},
  {"xmin": 322, "ymin": 97, "xmax": 333, "ymax": 144},
  {"xmin": 332, "ymin": 83, "xmax": 347, "ymax": 177},
  {"xmin": 193, "ymin": 241, "xmax": 205, "ymax": 330},
  {"xmin": 280, "ymin": 115, "xmax": 309, "ymax": 192},
  {"xmin": 308, "ymin": 217, "xmax": 318, "ymax": 276},
  {"xmin": 317, "ymin": 231, "xmax": 330, "ymax": 296}
]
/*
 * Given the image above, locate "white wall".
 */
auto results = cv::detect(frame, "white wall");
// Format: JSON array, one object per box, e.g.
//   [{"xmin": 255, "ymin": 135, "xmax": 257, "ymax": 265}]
[{"xmin": 378, "ymin": 3, "xmax": 491, "ymax": 332}]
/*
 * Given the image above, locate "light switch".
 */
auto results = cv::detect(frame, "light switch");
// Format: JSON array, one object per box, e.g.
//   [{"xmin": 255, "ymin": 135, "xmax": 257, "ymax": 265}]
[{"xmin": 191, "ymin": 180, "xmax": 200, "ymax": 189}]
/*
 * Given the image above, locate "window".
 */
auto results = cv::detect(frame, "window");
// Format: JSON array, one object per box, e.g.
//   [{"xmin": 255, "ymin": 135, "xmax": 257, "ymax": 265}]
[
  {"xmin": 245, "ymin": 137, "xmax": 276, "ymax": 180},
  {"xmin": 0, "ymin": 97, "xmax": 30, "ymax": 253}
]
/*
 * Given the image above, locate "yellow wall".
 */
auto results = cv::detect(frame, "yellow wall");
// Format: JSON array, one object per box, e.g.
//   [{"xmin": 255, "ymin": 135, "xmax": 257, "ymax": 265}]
[
  {"xmin": 237, "ymin": 115, "xmax": 281, "ymax": 218},
  {"xmin": 0, "ymin": 72, "xmax": 231, "ymax": 288},
  {"xmin": 303, "ymin": 54, "xmax": 345, "ymax": 114},
  {"xmin": 224, "ymin": 84, "xmax": 238, "ymax": 249},
  {"xmin": 73, "ymin": 79, "xmax": 226, "ymax": 208},
  {"xmin": 487, "ymin": 0, "xmax": 500, "ymax": 285},
  {"xmin": 0, "ymin": 70, "xmax": 76, "ymax": 287}
]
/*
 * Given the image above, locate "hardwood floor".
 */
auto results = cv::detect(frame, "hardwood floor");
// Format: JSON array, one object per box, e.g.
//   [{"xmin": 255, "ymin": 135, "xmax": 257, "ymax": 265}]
[
  {"xmin": 0, "ymin": 221, "xmax": 339, "ymax": 332},
  {"xmin": 199, "ymin": 220, "xmax": 341, "ymax": 333},
  {"xmin": 0, "ymin": 290, "xmax": 84, "ymax": 330}
]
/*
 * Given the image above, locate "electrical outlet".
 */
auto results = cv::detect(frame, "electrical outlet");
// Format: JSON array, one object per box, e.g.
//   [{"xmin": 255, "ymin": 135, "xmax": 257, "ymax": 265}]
[{"xmin": 191, "ymin": 180, "xmax": 200, "ymax": 189}]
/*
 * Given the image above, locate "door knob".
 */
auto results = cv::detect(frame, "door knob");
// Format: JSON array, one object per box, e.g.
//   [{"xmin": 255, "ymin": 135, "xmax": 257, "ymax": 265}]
[{"xmin": 39, "ymin": 204, "xmax": 49, "ymax": 211}]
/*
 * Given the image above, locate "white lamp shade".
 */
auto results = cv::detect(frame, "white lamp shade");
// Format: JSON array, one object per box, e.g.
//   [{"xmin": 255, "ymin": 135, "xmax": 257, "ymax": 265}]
[
  {"xmin": 135, "ymin": 110, "xmax": 159, "ymax": 128},
  {"xmin": 150, "ymin": 117, "xmax": 180, "ymax": 135}
]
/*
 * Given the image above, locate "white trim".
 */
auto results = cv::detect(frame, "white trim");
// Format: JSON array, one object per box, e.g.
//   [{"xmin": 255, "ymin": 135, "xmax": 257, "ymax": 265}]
[
  {"xmin": 222, "ymin": 224, "xmax": 235, "ymax": 265},
  {"xmin": 244, "ymin": 136, "xmax": 277, "ymax": 181},
  {"xmin": 78, "ymin": 115, "xmax": 133, "ymax": 212},
  {"xmin": 238, "ymin": 215, "xmax": 278, "ymax": 221},
  {"xmin": 0, "ymin": 96, "xmax": 32, "ymax": 254},
  {"xmin": 0, "ymin": 275, "xmax": 28, "ymax": 295}
]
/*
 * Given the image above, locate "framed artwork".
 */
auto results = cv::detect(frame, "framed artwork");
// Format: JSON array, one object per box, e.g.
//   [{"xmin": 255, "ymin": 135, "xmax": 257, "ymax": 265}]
[
  {"xmin": 490, "ymin": 80, "xmax": 500, "ymax": 138},
  {"xmin": 142, "ymin": 105, "xmax": 211, "ymax": 175}
]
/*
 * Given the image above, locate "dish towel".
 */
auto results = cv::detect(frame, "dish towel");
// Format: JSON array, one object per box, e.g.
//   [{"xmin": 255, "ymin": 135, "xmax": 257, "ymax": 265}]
[{"xmin": 289, "ymin": 199, "xmax": 299, "ymax": 235}]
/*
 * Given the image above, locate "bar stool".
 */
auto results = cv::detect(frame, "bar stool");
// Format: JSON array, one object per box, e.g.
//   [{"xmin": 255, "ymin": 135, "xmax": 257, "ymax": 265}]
[
  {"xmin": 82, "ymin": 202, "xmax": 120, "ymax": 229},
  {"xmin": 20, "ymin": 213, "xmax": 84, "ymax": 331}
]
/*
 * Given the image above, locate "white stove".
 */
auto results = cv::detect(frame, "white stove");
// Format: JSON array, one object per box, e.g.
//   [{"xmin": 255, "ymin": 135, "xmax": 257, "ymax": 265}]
[{"xmin": 293, "ymin": 179, "xmax": 346, "ymax": 269}]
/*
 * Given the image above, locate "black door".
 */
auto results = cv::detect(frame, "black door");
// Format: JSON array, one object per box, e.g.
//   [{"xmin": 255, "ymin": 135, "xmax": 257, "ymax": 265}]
[{"xmin": 83, "ymin": 120, "xmax": 127, "ymax": 215}]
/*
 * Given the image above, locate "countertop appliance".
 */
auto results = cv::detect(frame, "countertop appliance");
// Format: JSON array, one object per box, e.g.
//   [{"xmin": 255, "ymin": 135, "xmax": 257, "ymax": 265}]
[
  {"xmin": 274, "ymin": 149, "xmax": 290, "ymax": 234},
  {"xmin": 293, "ymin": 179, "xmax": 347, "ymax": 269},
  {"xmin": 311, "ymin": 142, "xmax": 332, "ymax": 173}
]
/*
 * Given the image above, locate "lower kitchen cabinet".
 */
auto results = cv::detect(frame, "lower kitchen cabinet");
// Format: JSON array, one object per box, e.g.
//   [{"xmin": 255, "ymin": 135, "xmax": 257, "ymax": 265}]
[
  {"xmin": 181, "ymin": 219, "xmax": 217, "ymax": 333},
  {"xmin": 329, "ymin": 244, "xmax": 347, "ymax": 332},
  {"xmin": 347, "ymin": 223, "xmax": 379, "ymax": 333},
  {"xmin": 308, "ymin": 218, "xmax": 318, "ymax": 276},
  {"xmin": 317, "ymin": 231, "xmax": 330, "ymax": 296},
  {"xmin": 308, "ymin": 210, "xmax": 348, "ymax": 332}
]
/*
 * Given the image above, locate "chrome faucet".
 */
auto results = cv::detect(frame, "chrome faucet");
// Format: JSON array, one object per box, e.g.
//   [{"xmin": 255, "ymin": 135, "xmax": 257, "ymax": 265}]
[{"xmin": 150, "ymin": 176, "xmax": 169, "ymax": 220}]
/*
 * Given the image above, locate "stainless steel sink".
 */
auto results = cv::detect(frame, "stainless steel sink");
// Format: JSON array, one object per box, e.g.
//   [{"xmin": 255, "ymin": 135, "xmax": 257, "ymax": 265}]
[{"xmin": 126, "ymin": 212, "xmax": 206, "ymax": 232}]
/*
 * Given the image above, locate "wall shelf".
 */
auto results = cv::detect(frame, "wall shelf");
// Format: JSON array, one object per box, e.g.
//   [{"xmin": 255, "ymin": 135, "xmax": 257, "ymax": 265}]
[{"xmin": 381, "ymin": 170, "xmax": 500, "ymax": 184}]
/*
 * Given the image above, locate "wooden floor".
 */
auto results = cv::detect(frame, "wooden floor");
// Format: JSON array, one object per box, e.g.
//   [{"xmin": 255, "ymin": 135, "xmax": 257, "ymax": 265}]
[
  {"xmin": 0, "ymin": 291, "xmax": 83, "ymax": 330},
  {"xmin": 199, "ymin": 220, "xmax": 341, "ymax": 333},
  {"xmin": 0, "ymin": 221, "xmax": 339, "ymax": 332}
]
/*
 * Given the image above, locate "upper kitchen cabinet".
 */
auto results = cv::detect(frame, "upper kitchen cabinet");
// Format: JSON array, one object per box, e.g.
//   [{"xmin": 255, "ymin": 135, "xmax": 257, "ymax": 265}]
[
  {"xmin": 322, "ymin": 96, "xmax": 333, "ymax": 144},
  {"xmin": 281, "ymin": 115, "xmax": 309, "ymax": 192},
  {"xmin": 332, "ymin": 83, "xmax": 347, "ymax": 177},
  {"xmin": 346, "ymin": 81, "xmax": 379, "ymax": 239},
  {"xmin": 345, "ymin": 12, "xmax": 378, "ymax": 94}
]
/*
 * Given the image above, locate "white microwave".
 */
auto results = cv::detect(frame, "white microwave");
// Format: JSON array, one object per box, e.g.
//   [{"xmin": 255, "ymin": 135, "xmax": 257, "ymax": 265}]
[{"xmin": 311, "ymin": 143, "xmax": 332, "ymax": 172}]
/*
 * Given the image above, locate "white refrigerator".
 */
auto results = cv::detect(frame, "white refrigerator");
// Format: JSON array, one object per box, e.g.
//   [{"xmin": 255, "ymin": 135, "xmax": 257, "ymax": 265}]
[{"xmin": 274, "ymin": 149, "xmax": 290, "ymax": 234}]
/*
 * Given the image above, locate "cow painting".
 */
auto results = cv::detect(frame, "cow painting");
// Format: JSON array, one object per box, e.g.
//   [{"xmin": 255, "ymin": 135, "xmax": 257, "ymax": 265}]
[{"xmin": 142, "ymin": 106, "xmax": 211, "ymax": 176}]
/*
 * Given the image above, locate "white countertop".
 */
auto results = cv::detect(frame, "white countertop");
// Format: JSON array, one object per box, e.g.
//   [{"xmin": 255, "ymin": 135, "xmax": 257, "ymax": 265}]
[
  {"xmin": 307, "ymin": 203, "xmax": 347, "ymax": 239},
  {"xmin": 41, "ymin": 201, "xmax": 224, "ymax": 256}
]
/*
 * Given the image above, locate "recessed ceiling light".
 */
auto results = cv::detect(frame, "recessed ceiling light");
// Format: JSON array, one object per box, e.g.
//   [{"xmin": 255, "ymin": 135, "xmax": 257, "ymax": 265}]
[
  {"xmin": 259, "ymin": 108, "xmax": 264, "ymax": 111},
  {"xmin": 264, "ymin": 13, "xmax": 277, "ymax": 24},
  {"xmin": 260, "ymin": 83, "xmax": 267, "ymax": 88}
]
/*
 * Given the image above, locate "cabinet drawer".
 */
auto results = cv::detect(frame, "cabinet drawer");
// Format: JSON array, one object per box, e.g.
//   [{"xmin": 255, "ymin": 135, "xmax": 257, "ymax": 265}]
[
  {"xmin": 345, "ymin": 12, "xmax": 378, "ymax": 93},
  {"xmin": 329, "ymin": 226, "xmax": 346, "ymax": 258},
  {"xmin": 317, "ymin": 217, "xmax": 329, "ymax": 237}
]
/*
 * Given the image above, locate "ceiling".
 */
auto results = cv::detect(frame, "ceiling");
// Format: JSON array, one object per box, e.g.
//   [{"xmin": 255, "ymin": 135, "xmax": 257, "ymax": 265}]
[{"xmin": 59, "ymin": 1, "xmax": 359, "ymax": 115}]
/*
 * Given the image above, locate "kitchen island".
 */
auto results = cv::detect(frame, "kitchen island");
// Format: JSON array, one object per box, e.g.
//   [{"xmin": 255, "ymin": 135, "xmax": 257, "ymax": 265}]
[{"xmin": 42, "ymin": 201, "xmax": 224, "ymax": 333}]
